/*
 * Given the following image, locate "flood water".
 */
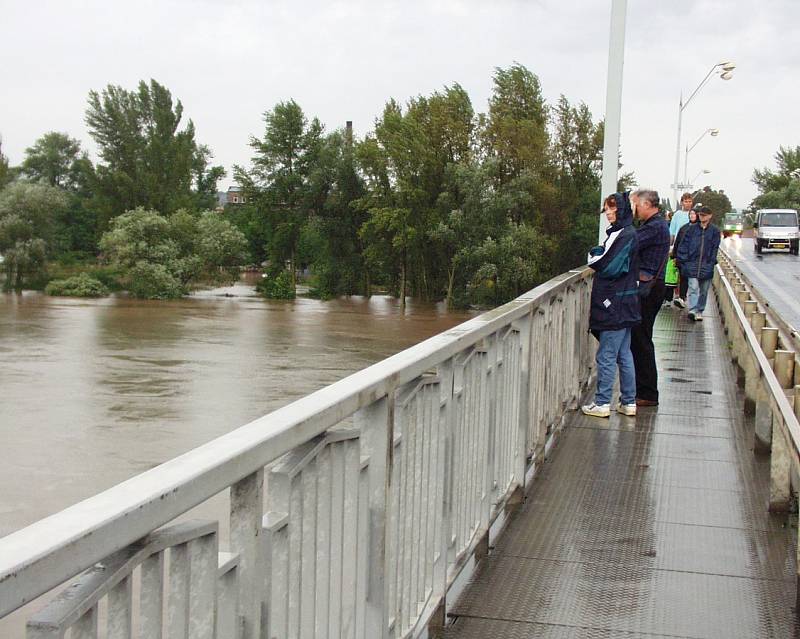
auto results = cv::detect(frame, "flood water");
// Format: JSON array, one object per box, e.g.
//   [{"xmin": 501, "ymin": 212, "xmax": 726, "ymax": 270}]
[{"xmin": 0, "ymin": 281, "xmax": 474, "ymax": 539}]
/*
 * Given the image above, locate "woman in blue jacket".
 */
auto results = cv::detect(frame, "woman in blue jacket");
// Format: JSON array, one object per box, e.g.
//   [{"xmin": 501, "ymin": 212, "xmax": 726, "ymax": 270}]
[
  {"xmin": 582, "ymin": 192, "xmax": 641, "ymax": 418},
  {"xmin": 675, "ymin": 205, "xmax": 720, "ymax": 321}
]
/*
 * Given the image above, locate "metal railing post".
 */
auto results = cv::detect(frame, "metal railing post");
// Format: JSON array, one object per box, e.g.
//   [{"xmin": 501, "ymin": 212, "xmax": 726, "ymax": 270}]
[
  {"xmin": 230, "ymin": 470, "xmax": 264, "ymax": 639},
  {"xmin": 769, "ymin": 418, "xmax": 793, "ymax": 512},
  {"xmin": 774, "ymin": 351, "xmax": 796, "ymax": 390},
  {"xmin": 356, "ymin": 397, "xmax": 391, "ymax": 639},
  {"xmin": 762, "ymin": 327, "xmax": 779, "ymax": 359}
]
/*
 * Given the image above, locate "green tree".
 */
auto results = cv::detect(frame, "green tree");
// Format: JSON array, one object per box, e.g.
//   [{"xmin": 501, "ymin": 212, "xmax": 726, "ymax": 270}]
[
  {"xmin": 235, "ymin": 100, "xmax": 324, "ymax": 286},
  {"xmin": 356, "ymin": 85, "xmax": 476, "ymax": 306},
  {"xmin": 0, "ymin": 182, "xmax": 69, "ymax": 289},
  {"xmin": 551, "ymin": 96, "xmax": 605, "ymax": 270},
  {"xmin": 85, "ymin": 79, "xmax": 225, "ymax": 224},
  {"xmin": 20, "ymin": 132, "xmax": 85, "ymax": 189},
  {"xmin": 692, "ymin": 186, "xmax": 732, "ymax": 225},
  {"xmin": 751, "ymin": 146, "xmax": 800, "ymax": 210},
  {"xmin": 20, "ymin": 132, "xmax": 101, "ymax": 255},
  {"xmin": 99, "ymin": 208, "xmax": 247, "ymax": 298},
  {"xmin": 0, "ymin": 136, "xmax": 11, "ymax": 189}
]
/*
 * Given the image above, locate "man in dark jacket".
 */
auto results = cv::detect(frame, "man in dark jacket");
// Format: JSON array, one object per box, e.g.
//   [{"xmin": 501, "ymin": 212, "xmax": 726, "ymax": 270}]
[
  {"xmin": 582, "ymin": 192, "xmax": 641, "ymax": 418},
  {"xmin": 676, "ymin": 205, "xmax": 721, "ymax": 321},
  {"xmin": 630, "ymin": 189, "xmax": 670, "ymax": 406}
]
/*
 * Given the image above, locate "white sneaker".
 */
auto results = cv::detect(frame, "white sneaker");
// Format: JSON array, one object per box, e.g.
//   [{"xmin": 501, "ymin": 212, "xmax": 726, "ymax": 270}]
[
  {"xmin": 582, "ymin": 403, "xmax": 611, "ymax": 418},
  {"xmin": 617, "ymin": 403, "xmax": 637, "ymax": 416},
  {"xmin": 673, "ymin": 297, "xmax": 686, "ymax": 309},
  {"xmin": 694, "ymin": 314, "xmax": 703, "ymax": 321}
]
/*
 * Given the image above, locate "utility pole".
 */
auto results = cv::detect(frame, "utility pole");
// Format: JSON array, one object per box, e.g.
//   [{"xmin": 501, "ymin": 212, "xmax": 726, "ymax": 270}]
[{"xmin": 599, "ymin": 0, "xmax": 628, "ymax": 242}]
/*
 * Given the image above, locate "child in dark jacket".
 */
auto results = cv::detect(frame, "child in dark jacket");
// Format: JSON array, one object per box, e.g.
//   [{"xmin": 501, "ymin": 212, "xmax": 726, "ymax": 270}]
[
  {"xmin": 675, "ymin": 205, "xmax": 720, "ymax": 321},
  {"xmin": 582, "ymin": 192, "xmax": 641, "ymax": 418}
]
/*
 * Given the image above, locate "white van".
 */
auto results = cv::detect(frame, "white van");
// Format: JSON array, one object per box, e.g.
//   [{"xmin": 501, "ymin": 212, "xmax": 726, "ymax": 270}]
[{"xmin": 753, "ymin": 208, "xmax": 800, "ymax": 255}]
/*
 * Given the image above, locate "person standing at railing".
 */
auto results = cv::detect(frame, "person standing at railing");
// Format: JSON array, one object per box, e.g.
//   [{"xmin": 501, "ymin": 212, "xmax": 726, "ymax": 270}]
[
  {"xmin": 630, "ymin": 189, "xmax": 671, "ymax": 407},
  {"xmin": 582, "ymin": 192, "xmax": 641, "ymax": 418},
  {"xmin": 669, "ymin": 193, "xmax": 694, "ymax": 308},
  {"xmin": 676, "ymin": 205, "xmax": 721, "ymax": 321},
  {"xmin": 671, "ymin": 206, "xmax": 699, "ymax": 310}
]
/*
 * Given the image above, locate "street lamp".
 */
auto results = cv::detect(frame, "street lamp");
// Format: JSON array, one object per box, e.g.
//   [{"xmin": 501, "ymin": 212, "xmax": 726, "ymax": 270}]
[
  {"xmin": 671, "ymin": 62, "xmax": 734, "ymax": 204},
  {"xmin": 684, "ymin": 128, "xmax": 719, "ymax": 185},
  {"xmin": 690, "ymin": 169, "xmax": 711, "ymax": 190}
]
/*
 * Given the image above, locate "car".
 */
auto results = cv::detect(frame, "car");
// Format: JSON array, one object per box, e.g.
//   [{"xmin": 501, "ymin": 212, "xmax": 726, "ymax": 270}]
[
  {"xmin": 722, "ymin": 212, "xmax": 744, "ymax": 237},
  {"xmin": 753, "ymin": 208, "xmax": 800, "ymax": 254}
]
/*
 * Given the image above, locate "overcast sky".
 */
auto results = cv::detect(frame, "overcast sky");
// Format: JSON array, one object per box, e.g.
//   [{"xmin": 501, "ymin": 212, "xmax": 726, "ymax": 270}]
[{"xmin": 2, "ymin": 0, "xmax": 798, "ymax": 209}]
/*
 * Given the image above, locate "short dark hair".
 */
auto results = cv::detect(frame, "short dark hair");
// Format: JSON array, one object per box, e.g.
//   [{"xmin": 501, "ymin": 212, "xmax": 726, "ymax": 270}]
[
  {"xmin": 681, "ymin": 192, "xmax": 693, "ymax": 201},
  {"xmin": 604, "ymin": 194, "xmax": 617, "ymax": 208},
  {"xmin": 697, "ymin": 206, "xmax": 712, "ymax": 215}
]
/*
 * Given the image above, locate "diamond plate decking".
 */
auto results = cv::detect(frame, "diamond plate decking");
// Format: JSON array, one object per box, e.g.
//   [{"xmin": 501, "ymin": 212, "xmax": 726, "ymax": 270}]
[{"xmin": 445, "ymin": 299, "xmax": 799, "ymax": 639}]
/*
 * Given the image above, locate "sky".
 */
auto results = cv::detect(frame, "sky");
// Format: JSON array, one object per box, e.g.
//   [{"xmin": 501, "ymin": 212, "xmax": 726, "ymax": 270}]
[{"xmin": 1, "ymin": 0, "xmax": 798, "ymax": 210}]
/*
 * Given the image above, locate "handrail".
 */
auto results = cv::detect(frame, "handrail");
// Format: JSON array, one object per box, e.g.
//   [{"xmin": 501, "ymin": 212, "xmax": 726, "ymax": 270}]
[
  {"xmin": 715, "ymin": 262, "xmax": 800, "ymax": 449},
  {"xmin": 713, "ymin": 254, "xmax": 800, "ymax": 517},
  {"xmin": 719, "ymin": 244, "xmax": 800, "ymax": 353},
  {"xmin": 0, "ymin": 266, "xmax": 594, "ymax": 639}
]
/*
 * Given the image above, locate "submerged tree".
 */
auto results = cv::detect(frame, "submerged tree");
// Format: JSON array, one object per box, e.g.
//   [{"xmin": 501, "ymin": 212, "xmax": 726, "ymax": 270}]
[
  {"xmin": 0, "ymin": 182, "xmax": 69, "ymax": 289},
  {"xmin": 235, "ymin": 99, "xmax": 325, "ymax": 290},
  {"xmin": 99, "ymin": 208, "xmax": 247, "ymax": 299},
  {"xmin": 85, "ymin": 80, "xmax": 225, "ymax": 225}
]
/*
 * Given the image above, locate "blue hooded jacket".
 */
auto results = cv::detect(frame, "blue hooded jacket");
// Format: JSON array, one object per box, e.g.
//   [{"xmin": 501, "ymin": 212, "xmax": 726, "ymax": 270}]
[
  {"xmin": 676, "ymin": 222, "xmax": 721, "ymax": 280},
  {"xmin": 587, "ymin": 192, "xmax": 641, "ymax": 333}
]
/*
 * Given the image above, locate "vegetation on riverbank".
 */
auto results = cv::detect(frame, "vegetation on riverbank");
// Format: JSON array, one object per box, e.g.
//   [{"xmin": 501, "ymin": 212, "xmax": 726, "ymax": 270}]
[{"xmin": 1, "ymin": 67, "xmax": 637, "ymax": 303}]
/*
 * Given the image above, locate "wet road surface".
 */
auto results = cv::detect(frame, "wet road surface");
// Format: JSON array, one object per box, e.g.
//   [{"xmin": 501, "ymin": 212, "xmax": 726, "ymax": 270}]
[
  {"xmin": 445, "ymin": 299, "xmax": 799, "ymax": 638},
  {"xmin": 722, "ymin": 235, "xmax": 800, "ymax": 331}
]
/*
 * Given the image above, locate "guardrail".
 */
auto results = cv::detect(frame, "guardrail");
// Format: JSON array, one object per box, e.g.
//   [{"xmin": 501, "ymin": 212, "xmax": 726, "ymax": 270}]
[
  {"xmin": 0, "ymin": 268, "xmax": 594, "ymax": 639},
  {"xmin": 714, "ymin": 249, "xmax": 800, "ymax": 518}
]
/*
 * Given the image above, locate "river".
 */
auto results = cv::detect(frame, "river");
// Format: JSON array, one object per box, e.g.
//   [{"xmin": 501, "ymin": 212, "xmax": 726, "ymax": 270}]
[{"xmin": 0, "ymin": 281, "xmax": 474, "ymax": 540}]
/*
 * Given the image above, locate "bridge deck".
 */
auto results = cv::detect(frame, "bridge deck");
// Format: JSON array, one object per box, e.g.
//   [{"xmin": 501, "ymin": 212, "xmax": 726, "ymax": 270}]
[{"xmin": 446, "ymin": 299, "xmax": 799, "ymax": 638}]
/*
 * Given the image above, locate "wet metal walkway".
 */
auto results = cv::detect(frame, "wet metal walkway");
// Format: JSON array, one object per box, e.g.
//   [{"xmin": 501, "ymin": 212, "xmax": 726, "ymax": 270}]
[{"xmin": 445, "ymin": 299, "xmax": 799, "ymax": 638}]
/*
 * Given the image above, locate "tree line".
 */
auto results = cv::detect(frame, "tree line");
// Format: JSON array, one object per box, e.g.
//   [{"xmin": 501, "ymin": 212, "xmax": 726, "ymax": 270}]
[{"xmin": 0, "ymin": 65, "xmax": 628, "ymax": 304}]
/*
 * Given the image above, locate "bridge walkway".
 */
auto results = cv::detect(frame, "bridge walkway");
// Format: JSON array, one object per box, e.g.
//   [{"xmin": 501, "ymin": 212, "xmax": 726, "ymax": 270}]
[{"xmin": 445, "ymin": 298, "xmax": 800, "ymax": 638}]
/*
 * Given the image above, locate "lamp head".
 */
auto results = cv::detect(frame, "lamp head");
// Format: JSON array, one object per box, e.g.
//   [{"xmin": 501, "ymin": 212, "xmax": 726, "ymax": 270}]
[
  {"xmin": 720, "ymin": 71, "xmax": 734, "ymax": 80},
  {"xmin": 720, "ymin": 62, "xmax": 736, "ymax": 72},
  {"xmin": 710, "ymin": 129, "xmax": 720, "ymax": 136}
]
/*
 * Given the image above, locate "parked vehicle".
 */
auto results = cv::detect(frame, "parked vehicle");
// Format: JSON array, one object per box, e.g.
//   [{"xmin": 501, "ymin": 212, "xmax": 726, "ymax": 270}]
[
  {"xmin": 722, "ymin": 211, "xmax": 744, "ymax": 237},
  {"xmin": 753, "ymin": 208, "xmax": 800, "ymax": 254}
]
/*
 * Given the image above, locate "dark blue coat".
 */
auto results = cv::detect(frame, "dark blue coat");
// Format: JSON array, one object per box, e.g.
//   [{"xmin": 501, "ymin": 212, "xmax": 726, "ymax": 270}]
[
  {"xmin": 636, "ymin": 213, "xmax": 670, "ymax": 280},
  {"xmin": 588, "ymin": 192, "xmax": 641, "ymax": 333},
  {"xmin": 676, "ymin": 223, "xmax": 721, "ymax": 280}
]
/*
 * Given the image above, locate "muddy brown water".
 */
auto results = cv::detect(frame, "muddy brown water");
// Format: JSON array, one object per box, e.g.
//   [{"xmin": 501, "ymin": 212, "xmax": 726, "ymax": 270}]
[{"xmin": 0, "ymin": 282, "xmax": 473, "ymax": 538}]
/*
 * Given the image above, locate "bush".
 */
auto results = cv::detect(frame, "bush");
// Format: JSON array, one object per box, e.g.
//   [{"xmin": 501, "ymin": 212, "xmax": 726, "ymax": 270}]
[
  {"xmin": 256, "ymin": 271, "xmax": 295, "ymax": 300},
  {"xmin": 127, "ymin": 262, "xmax": 184, "ymax": 299},
  {"xmin": 45, "ymin": 273, "xmax": 110, "ymax": 297}
]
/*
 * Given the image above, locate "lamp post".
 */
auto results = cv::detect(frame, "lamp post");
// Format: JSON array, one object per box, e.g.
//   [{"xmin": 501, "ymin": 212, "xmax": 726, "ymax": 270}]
[
  {"xmin": 684, "ymin": 128, "xmax": 719, "ymax": 185},
  {"xmin": 671, "ymin": 62, "xmax": 734, "ymax": 205},
  {"xmin": 599, "ymin": 0, "xmax": 628, "ymax": 242},
  {"xmin": 689, "ymin": 169, "xmax": 711, "ymax": 190}
]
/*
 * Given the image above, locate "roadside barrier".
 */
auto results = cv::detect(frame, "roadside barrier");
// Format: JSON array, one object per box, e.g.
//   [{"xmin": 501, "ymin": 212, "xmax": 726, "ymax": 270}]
[{"xmin": 715, "ymin": 248, "xmax": 800, "ymax": 519}]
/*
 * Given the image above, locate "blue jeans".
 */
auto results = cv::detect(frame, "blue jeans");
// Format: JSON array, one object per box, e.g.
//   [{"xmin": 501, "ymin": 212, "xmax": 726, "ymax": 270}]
[
  {"xmin": 687, "ymin": 277, "xmax": 712, "ymax": 315},
  {"xmin": 595, "ymin": 328, "xmax": 635, "ymax": 405}
]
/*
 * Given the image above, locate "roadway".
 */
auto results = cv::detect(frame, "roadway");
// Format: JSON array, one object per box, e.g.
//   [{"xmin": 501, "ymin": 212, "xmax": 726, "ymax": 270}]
[{"xmin": 721, "ymin": 235, "xmax": 800, "ymax": 331}]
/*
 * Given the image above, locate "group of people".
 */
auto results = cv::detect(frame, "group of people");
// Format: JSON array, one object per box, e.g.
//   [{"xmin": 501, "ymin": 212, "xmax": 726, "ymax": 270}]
[{"xmin": 582, "ymin": 190, "xmax": 721, "ymax": 418}]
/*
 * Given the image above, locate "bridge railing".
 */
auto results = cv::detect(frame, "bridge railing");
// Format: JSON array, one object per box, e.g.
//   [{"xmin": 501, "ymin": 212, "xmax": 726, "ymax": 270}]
[
  {"xmin": 0, "ymin": 268, "xmax": 594, "ymax": 638},
  {"xmin": 714, "ymin": 249, "xmax": 800, "ymax": 596}
]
